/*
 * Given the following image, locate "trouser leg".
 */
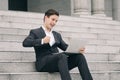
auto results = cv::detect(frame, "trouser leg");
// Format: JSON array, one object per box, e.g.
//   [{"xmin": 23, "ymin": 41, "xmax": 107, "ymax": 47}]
[
  {"xmin": 58, "ymin": 54, "xmax": 72, "ymax": 80},
  {"xmin": 67, "ymin": 54, "xmax": 93, "ymax": 80},
  {"xmin": 40, "ymin": 54, "xmax": 72, "ymax": 80}
]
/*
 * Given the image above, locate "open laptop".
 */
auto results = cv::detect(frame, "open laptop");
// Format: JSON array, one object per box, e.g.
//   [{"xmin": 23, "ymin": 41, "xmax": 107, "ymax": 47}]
[{"xmin": 64, "ymin": 38, "xmax": 88, "ymax": 54}]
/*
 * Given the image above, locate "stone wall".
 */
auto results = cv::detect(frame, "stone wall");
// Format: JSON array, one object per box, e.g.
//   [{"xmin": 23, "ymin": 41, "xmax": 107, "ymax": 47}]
[{"xmin": 28, "ymin": 0, "xmax": 71, "ymax": 15}]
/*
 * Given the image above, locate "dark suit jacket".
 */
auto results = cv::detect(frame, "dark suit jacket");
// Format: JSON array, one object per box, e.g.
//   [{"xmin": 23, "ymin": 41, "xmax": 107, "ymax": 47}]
[{"xmin": 23, "ymin": 27, "xmax": 68, "ymax": 71}]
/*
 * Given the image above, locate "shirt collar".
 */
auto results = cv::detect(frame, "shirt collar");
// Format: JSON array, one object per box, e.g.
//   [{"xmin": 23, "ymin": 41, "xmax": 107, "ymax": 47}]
[{"xmin": 42, "ymin": 25, "xmax": 53, "ymax": 33}]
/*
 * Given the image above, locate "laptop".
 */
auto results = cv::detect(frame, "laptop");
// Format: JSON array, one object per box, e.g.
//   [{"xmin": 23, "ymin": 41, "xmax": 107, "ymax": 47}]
[{"xmin": 64, "ymin": 38, "xmax": 88, "ymax": 54}]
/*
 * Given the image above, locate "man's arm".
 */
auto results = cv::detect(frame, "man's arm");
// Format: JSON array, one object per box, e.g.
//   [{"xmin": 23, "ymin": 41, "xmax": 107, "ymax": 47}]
[
  {"xmin": 23, "ymin": 30, "xmax": 42, "ymax": 47},
  {"xmin": 57, "ymin": 33, "xmax": 68, "ymax": 51}
]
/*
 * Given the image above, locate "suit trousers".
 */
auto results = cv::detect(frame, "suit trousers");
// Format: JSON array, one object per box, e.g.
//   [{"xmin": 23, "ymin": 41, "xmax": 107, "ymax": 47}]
[{"xmin": 39, "ymin": 53, "xmax": 93, "ymax": 80}]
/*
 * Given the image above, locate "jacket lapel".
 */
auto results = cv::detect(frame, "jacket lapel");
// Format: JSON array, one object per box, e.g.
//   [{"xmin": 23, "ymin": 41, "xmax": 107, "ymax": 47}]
[
  {"xmin": 52, "ymin": 31, "xmax": 60, "ymax": 45},
  {"xmin": 39, "ymin": 27, "xmax": 46, "ymax": 38}
]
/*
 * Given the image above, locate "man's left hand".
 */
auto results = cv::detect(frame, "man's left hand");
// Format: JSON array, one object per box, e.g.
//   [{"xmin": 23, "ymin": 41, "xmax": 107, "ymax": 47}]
[{"xmin": 79, "ymin": 47, "xmax": 85, "ymax": 54}]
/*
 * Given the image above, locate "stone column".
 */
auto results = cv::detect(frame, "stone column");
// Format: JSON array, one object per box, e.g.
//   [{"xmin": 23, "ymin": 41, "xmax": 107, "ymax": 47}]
[
  {"xmin": 0, "ymin": 0, "xmax": 8, "ymax": 10},
  {"xmin": 92, "ymin": 0, "xmax": 106, "ymax": 16},
  {"xmin": 71, "ymin": 0, "xmax": 90, "ymax": 16}
]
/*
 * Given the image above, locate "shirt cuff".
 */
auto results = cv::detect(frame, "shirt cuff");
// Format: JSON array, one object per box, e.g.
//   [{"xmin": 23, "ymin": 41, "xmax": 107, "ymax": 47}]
[{"xmin": 41, "ymin": 39, "xmax": 44, "ymax": 44}]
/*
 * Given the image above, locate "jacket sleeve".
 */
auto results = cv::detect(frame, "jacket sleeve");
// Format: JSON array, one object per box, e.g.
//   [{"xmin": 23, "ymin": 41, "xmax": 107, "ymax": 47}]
[
  {"xmin": 23, "ymin": 30, "xmax": 42, "ymax": 47},
  {"xmin": 57, "ymin": 33, "xmax": 68, "ymax": 51}
]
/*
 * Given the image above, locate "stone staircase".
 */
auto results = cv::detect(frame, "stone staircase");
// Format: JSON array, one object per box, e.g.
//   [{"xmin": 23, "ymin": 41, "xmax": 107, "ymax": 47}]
[{"xmin": 0, "ymin": 10, "xmax": 120, "ymax": 80}]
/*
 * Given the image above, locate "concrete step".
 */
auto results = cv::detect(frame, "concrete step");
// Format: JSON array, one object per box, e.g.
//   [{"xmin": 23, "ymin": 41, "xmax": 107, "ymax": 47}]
[
  {"xmin": 0, "ymin": 24, "xmax": 120, "ymax": 37},
  {"xmin": 0, "ymin": 62, "xmax": 36, "ymax": 72},
  {"xmin": 0, "ymin": 10, "xmax": 120, "ymax": 26},
  {"xmin": 0, "ymin": 71, "xmax": 120, "ymax": 80},
  {"xmin": 0, "ymin": 60, "xmax": 120, "ymax": 72},
  {"xmin": 0, "ymin": 51, "xmax": 35, "ymax": 62},
  {"xmin": 1, "ymin": 34, "xmax": 120, "ymax": 46},
  {"xmin": 0, "ymin": 51, "xmax": 120, "ymax": 62},
  {"xmin": 0, "ymin": 72, "xmax": 80, "ymax": 80},
  {"xmin": 85, "ymin": 53, "xmax": 120, "ymax": 61},
  {"xmin": 74, "ymin": 14, "xmax": 113, "ymax": 20},
  {"xmin": 0, "ymin": 11, "xmax": 120, "ymax": 32},
  {"xmin": 0, "ymin": 51, "xmax": 120, "ymax": 73},
  {"xmin": 72, "ymin": 13, "xmax": 112, "ymax": 20},
  {"xmin": 0, "ymin": 27, "xmax": 30, "ymax": 36},
  {"xmin": 0, "ymin": 21, "xmax": 120, "ymax": 45},
  {"xmin": 0, "ymin": 42, "xmax": 34, "ymax": 51},
  {"xmin": 0, "ymin": 34, "xmax": 26, "ymax": 42},
  {"xmin": 1, "ymin": 33, "xmax": 120, "ymax": 46},
  {"xmin": 0, "ymin": 41, "xmax": 119, "ymax": 54}
]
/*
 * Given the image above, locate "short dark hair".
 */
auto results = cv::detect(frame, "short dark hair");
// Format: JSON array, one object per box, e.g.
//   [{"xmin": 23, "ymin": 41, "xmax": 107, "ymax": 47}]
[{"xmin": 44, "ymin": 9, "xmax": 59, "ymax": 17}]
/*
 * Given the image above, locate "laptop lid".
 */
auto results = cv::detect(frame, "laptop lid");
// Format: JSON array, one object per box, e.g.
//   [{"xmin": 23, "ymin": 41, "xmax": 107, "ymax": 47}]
[{"xmin": 65, "ymin": 38, "xmax": 88, "ymax": 53}]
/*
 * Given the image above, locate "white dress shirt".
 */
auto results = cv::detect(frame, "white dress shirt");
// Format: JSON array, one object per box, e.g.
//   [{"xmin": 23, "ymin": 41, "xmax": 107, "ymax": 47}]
[{"xmin": 41, "ymin": 26, "xmax": 55, "ymax": 46}]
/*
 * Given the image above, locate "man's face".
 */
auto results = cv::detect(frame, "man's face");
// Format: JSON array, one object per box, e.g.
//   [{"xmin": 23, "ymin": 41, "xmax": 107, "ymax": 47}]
[{"xmin": 44, "ymin": 15, "xmax": 59, "ymax": 30}]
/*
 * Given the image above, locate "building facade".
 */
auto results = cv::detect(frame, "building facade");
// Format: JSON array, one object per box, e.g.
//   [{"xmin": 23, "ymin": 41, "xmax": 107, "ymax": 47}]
[{"xmin": 0, "ymin": 0, "xmax": 120, "ymax": 21}]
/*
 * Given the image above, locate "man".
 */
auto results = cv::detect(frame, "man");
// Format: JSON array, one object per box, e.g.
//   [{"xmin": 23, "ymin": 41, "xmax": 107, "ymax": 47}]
[{"xmin": 23, "ymin": 9, "xmax": 93, "ymax": 80}]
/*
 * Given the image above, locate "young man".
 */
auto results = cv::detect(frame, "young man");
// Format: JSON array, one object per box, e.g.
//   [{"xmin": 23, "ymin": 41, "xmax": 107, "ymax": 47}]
[{"xmin": 23, "ymin": 9, "xmax": 93, "ymax": 80}]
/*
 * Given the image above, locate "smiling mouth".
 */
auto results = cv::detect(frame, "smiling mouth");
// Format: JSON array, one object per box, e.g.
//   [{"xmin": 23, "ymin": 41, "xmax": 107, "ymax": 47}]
[{"xmin": 50, "ymin": 24, "xmax": 55, "ymax": 27}]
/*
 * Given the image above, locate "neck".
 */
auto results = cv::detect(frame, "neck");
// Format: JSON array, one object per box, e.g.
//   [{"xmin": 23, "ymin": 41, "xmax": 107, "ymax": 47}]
[{"xmin": 43, "ymin": 24, "xmax": 51, "ymax": 32}]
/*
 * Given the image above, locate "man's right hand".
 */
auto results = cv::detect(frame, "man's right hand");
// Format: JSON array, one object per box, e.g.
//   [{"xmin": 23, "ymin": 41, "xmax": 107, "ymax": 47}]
[{"xmin": 42, "ymin": 36, "xmax": 50, "ymax": 44}]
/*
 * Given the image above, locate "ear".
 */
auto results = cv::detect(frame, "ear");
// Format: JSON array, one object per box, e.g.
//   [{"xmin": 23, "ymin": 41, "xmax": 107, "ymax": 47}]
[
  {"xmin": 45, "ymin": 16, "xmax": 49, "ymax": 20},
  {"xmin": 44, "ymin": 16, "xmax": 47, "ymax": 22},
  {"xmin": 45, "ymin": 16, "xmax": 49, "ymax": 18}
]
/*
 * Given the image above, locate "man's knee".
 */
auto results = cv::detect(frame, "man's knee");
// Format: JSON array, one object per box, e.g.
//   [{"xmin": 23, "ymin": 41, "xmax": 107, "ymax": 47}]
[
  {"xmin": 58, "ymin": 53, "xmax": 68, "ymax": 60},
  {"xmin": 77, "ymin": 54, "xmax": 86, "ymax": 61}
]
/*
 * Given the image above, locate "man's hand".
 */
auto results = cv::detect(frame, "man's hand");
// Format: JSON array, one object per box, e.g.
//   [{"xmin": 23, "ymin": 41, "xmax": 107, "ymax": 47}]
[
  {"xmin": 79, "ymin": 47, "xmax": 85, "ymax": 54},
  {"xmin": 43, "ymin": 36, "xmax": 50, "ymax": 44}
]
